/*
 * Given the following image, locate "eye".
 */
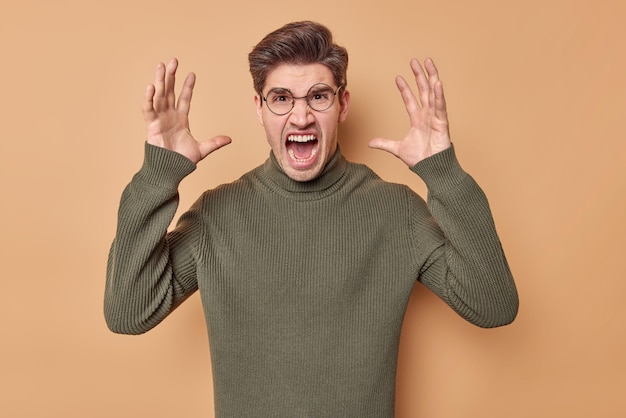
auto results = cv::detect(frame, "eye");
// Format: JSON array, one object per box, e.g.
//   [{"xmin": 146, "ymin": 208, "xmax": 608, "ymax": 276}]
[
  {"xmin": 272, "ymin": 94, "xmax": 290, "ymax": 103},
  {"xmin": 266, "ymin": 89, "xmax": 293, "ymax": 104},
  {"xmin": 309, "ymin": 90, "xmax": 332, "ymax": 102}
]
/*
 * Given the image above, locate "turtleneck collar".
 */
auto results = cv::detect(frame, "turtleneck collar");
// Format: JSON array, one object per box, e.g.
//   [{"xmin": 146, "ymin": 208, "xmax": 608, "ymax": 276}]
[{"xmin": 257, "ymin": 146, "xmax": 348, "ymax": 197}]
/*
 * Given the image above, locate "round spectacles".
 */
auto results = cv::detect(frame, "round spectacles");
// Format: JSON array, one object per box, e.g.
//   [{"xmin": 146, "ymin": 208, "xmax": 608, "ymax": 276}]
[{"xmin": 262, "ymin": 83, "xmax": 342, "ymax": 116}]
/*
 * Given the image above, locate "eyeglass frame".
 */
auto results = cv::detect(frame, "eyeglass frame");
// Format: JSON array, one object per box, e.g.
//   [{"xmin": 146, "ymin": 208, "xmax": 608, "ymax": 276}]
[{"xmin": 261, "ymin": 83, "xmax": 344, "ymax": 116}]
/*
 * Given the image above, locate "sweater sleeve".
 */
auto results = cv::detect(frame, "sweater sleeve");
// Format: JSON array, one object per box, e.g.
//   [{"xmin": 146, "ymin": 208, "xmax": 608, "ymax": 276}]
[
  {"xmin": 104, "ymin": 143, "xmax": 201, "ymax": 335},
  {"xmin": 411, "ymin": 145, "xmax": 519, "ymax": 328}
]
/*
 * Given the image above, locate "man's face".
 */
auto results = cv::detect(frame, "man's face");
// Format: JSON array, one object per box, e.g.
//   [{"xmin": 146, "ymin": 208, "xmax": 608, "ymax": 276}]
[{"xmin": 254, "ymin": 63, "xmax": 350, "ymax": 182}]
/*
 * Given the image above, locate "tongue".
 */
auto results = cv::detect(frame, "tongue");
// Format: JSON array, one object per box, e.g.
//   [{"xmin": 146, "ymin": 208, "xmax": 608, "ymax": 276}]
[{"xmin": 291, "ymin": 141, "xmax": 315, "ymax": 159}]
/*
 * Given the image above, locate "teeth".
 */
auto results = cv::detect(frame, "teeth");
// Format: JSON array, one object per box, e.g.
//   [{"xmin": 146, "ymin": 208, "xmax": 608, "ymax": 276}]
[
  {"xmin": 288, "ymin": 134, "xmax": 316, "ymax": 142},
  {"xmin": 288, "ymin": 147, "xmax": 317, "ymax": 161}
]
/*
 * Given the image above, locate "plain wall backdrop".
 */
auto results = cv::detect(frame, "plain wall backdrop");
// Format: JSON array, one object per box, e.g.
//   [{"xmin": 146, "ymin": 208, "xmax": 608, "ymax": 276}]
[{"xmin": 1, "ymin": 0, "xmax": 624, "ymax": 416}]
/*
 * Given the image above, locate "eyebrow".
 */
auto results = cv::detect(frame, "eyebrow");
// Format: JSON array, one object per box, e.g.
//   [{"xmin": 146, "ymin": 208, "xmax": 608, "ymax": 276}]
[
  {"xmin": 266, "ymin": 87, "xmax": 292, "ymax": 95},
  {"xmin": 308, "ymin": 85, "xmax": 333, "ymax": 93},
  {"xmin": 266, "ymin": 85, "xmax": 334, "ymax": 96}
]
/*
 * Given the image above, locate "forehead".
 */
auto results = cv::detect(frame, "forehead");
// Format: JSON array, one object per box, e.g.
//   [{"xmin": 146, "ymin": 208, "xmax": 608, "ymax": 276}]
[{"xmin": 264, "ymin": 63, "xmax": 334, "ymax": 93}]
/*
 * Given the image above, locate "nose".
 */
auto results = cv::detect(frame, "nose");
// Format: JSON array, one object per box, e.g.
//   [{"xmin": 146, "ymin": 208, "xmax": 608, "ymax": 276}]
[{"xmin": 288, "ymin": 97, "xmax": 313, "ymax": 126}]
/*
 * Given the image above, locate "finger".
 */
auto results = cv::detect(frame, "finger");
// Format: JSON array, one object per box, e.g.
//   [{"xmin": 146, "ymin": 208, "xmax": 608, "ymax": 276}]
[
  {"xmin": 164, "ymin": 58, "xmax": 178, "ymax": 107},
  {"xmin": 395, "ymin": 76, "xmax": 421, "ymax": 127},
  {"xmin": 424, "ymin": 57, "xmax": 440, "ymax": 81},
  {"xmin": 433, "ymin": 79, "xmax": 448, "ymax": 122},
  {"xmin": 423, "ymin": 58, "xmax": 448, "ymax": 123},
  {"xmin": 177, "ymin": 72, "xmax": 196, "ymax": 116},
  {"xmin": 410, "ymin": 58, "xmax": 430, "ymax": 109},
  {"xmin": 423, "ymin": 58, "xmax": 440, "ymax": 110},
  {"xmin": 153, "ymin": 62, "xmax": 166, "ymax": 110},
  {"xmin": 368, "ymin": 137, "xmax": 400, "ymax": 158},
  {"xmin": 142, "ymin": 83, "xmax": 157, "ymax": 122},
  {"xmin": 198, "ymin": 135, "xmax": 233, "ymax": 160}
]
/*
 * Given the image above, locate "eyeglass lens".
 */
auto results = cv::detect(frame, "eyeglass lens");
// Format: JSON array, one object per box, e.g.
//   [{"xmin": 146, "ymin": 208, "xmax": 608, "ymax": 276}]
[{"xmin": 264, "ymin": 83, "xmax": 339, "ymax": 115}]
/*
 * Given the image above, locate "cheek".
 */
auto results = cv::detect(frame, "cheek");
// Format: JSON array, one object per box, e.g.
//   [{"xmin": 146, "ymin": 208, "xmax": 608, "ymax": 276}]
[
  {"xmin": 264, "ymin": 119, "xmax": 286, "ymax": 144},
  {"xmin": 320, "ymin": 113, "xmax": 341, "ymax": 135}
]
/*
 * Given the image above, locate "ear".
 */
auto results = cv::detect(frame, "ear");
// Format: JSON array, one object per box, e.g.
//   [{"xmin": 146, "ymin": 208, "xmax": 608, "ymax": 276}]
[
  {"xmin": 338, "ymin": 90, "xmax": 350, "ymax": 123},
  {"xmin": 254, "ymin": 95, "xmax": 265, "ymax": 126}
]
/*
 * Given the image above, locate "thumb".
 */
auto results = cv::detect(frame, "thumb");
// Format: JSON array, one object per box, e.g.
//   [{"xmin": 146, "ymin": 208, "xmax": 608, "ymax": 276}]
[
  {"xmin": 198, "ymin": 135, "xmax": 233, "ymax": 160},
  {"xmin": 368, "ymin": 137, "xmax": 400, "ymax": 158}
]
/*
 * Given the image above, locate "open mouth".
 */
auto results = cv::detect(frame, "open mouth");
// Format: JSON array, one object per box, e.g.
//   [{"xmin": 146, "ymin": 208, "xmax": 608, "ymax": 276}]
[{"xmin": 286, "ymin": 134, "xmax": 318, "ymax": 162}]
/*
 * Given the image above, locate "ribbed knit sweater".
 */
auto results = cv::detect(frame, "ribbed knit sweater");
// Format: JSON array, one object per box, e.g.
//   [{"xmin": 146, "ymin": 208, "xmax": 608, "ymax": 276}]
[{"xmin": 105, "ymin": 143, "xmax": 518, "ymax": 417}]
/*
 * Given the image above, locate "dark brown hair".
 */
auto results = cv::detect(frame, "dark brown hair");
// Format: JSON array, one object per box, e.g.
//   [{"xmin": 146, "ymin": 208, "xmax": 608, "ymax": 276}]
[{"xmin": 248, "ymin": 21, "xmax": 348, "ymax": 98}]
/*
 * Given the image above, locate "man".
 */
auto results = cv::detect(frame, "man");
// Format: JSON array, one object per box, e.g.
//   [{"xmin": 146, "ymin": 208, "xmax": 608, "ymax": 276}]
[{"xmin": 105, "ymin": 21, "xmax": 518, "ymax": 417}]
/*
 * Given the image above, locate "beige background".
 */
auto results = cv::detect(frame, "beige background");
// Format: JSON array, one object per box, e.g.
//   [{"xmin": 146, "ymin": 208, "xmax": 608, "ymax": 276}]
[{"xmin": 1, "ymin": 0, "xmax": 624, "ymax": 417}]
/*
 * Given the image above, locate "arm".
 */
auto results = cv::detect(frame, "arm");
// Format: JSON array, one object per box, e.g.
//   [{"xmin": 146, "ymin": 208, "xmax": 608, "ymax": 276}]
[
  {"xmin": 412, "ymin": 146, "xmax": 518, "ymax": 328},
  {"xmin": 104, "ymin": 59, "xmax": 231, "ymax": 334},
  {"xmin": 370, "ymin": 59, "xmax": 518, "ymax": 327},
  {"xmin": 105, "ymin": 145, "xmax": 199, "ymax": 334}
]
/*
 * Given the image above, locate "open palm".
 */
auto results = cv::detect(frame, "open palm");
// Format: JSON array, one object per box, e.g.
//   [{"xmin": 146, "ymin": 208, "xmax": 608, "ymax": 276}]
[
  {"xmin": 369, "ymin": 58, "xmax": 451, "ymax": 167},
  {"xmin": 143, "ymin": 58, "xmax": 231, "ymax": 164}
]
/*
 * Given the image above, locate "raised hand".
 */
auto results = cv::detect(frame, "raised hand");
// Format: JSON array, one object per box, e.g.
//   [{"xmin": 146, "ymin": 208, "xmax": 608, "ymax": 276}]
[
  {"xmin": 369, "ymin": 58, "xmax": 451, "ymax": 167},
  {"xmin": 143, "ymin": 58, "xmax": 232, "ymax": 164}
]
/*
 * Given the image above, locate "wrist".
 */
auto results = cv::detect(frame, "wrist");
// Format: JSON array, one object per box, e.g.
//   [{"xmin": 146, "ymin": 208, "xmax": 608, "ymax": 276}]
[
  {"xmin": 410, "ymin": 144, "xmax": 467, "ymax": 194},
  {"xmin": 136, "ymin": 142, "xmax": 197, "ymax": 188}
]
